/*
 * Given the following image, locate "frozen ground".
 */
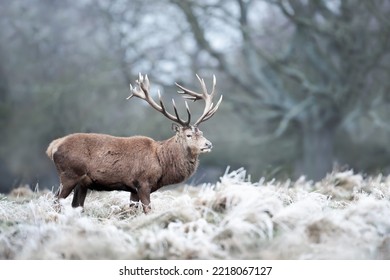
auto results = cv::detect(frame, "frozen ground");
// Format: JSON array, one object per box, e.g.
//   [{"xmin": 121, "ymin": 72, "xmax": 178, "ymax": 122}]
[{"xmin": 1, "ymin": 168, "xmax": 390, "ymax": 259}]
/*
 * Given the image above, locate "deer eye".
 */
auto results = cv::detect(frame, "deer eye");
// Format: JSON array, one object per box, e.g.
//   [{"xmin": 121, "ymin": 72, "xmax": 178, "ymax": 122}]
[{"xmin": 186, "ymin": 134, "xmax": 192, "ymax": 138}]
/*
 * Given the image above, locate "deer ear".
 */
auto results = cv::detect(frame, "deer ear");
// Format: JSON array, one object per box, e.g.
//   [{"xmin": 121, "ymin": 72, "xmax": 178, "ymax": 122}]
[{"xmin": 171, "ymin": 123, "xmax": 181, "ymax": 133}]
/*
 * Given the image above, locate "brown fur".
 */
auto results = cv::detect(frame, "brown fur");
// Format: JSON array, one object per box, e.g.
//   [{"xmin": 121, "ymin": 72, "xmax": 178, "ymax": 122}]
[{"xmin": 47, "ymin": 127, "xmax": 211, "ymax": 213}]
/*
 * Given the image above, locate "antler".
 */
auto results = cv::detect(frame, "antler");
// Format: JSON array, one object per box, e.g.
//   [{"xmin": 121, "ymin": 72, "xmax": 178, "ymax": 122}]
[
  {"xmin": 128, "ymin": 73, "xmax": 191, "ymax": 127},
  {"xmin": 176, "ymin": 74, "xmax": 223, "ymax": 126}
]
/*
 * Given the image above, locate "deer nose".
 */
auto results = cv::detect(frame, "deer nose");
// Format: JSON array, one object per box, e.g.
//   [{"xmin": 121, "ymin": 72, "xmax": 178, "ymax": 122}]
[{"xmin": 206, "ymin": 141, "xmax": 212, "ymax": 149}]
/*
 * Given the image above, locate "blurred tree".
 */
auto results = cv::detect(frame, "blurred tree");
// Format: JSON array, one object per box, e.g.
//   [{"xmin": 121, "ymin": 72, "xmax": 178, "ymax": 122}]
[
  {"xmin": 171, "ymin": 0, "xmax": 390, "ymax": 180},
  {"xmin": 0, "ymin": 45, "xmax": 13, "ymax": 191},
  {"xmin": 0, "ymin": 0, "xmax": 137, "ymax": 188},
  {"xmin": 1, "ymin": 0, "xmax": 390, "ymax": 191}
]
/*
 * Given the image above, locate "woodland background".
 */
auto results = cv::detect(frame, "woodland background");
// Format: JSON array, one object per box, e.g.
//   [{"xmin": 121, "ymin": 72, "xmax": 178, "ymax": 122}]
[{"xmin": 1, "ymin": 0, "xmax": 390, "ymax": 192}]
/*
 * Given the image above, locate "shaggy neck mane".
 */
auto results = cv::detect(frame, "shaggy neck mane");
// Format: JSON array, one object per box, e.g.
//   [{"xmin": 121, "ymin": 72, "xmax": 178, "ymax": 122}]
[{"xmin": 157, "ymin": 136, "xmax": 199, "ymax": 187}]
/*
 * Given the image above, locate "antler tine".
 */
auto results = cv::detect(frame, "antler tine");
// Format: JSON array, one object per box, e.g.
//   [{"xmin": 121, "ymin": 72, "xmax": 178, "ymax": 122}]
[
  {"xmin": 211, "ymin": 74, "xmax": 216, "ymax": 96},
  {"xmin": 128, "ymin": 73, "xmax": 191, "ymax": 127},
  {"xmin": 141, "ymin": 74, "xmax": 150, "ymax": 96},
  {"xmin": 172, "ymin": 99, "xmax": 191, "ymax": 126},
  {"xmin": 196, "ymin": 74, "xmax": 208, "ymax": 97},
  {"xmin": 199, "ymin": 94, "xmax": 223, "ymax": 123},
  {"xmin": 174, "ymin": 74, "xmax": 222, "ymax": 126},
  {"xmin": 175, "ymin": 84, "xmax": 202, "ymax": 101},
  {"xmin": 193, "ymin": 74, "xmax": 222, "ymax": 126},
  {"xmin": 184, "ymin": 101, "xmax": 191, "ymax": 125},
  {"xmin": 127, "ymin": 85, "xmax": 134, "ymax": 99}
]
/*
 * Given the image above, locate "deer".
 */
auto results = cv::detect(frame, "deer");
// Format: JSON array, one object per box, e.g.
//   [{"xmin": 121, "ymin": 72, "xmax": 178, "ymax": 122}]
[{"xmin": 46, "ymin": 73, "xmax": 222, "ymax": 214}]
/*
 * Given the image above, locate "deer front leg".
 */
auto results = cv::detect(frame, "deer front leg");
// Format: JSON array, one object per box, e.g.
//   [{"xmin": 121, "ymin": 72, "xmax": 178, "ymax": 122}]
[{"xmin": 137, "ymin": 185, "xmax": 151, "ymax": 214}]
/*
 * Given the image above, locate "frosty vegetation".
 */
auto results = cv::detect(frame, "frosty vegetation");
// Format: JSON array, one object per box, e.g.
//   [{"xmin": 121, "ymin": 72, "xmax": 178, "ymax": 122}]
[{"xmin": 1, "ymin": 168, "xmax": 390, "ymax": 260}]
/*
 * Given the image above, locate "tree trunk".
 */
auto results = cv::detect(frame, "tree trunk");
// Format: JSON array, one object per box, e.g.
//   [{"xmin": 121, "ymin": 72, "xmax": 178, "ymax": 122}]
[{"xmin": 295, "ymin": 124, "xmax": 336, "ymax": 181}]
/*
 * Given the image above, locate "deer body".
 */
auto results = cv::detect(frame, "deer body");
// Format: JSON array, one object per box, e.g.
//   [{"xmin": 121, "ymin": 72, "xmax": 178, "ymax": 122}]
[
  {"xmin": 47, "ymin": 131, "xmax": 205, "ymax": 213},
  {"xmin": 47, "ymin": 74, "xmax": 222, "ymax": 213}
]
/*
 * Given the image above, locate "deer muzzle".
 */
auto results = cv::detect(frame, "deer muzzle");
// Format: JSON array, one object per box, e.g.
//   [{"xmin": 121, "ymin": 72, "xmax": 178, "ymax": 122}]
[{"xmin": 201, "ymin": 140, "xmax": 213, "ymax": 153}]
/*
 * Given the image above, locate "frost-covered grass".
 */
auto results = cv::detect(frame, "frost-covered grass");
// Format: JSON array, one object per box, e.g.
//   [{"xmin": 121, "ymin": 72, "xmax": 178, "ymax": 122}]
[{"xmin": 1, "ymin": 168, "xmax": 390, "ymax": 260}]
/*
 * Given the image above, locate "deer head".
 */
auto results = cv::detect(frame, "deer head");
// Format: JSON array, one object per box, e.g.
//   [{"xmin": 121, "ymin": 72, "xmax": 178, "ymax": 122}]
[{"xmin": 127, "ymin": 73, "xmax": 222, "ymax": 154}]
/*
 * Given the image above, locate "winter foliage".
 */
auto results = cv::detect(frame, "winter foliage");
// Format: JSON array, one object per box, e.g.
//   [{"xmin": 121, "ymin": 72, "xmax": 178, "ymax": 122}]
[{"xmin": 1, "ymin": 168, "xmax": 390, "ymax": 260}]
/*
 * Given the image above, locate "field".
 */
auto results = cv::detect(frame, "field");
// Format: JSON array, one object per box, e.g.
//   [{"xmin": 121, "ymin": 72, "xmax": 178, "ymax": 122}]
[{"xmin": 1, "ymin": 168, "xmax": 390, "ymax": 260}]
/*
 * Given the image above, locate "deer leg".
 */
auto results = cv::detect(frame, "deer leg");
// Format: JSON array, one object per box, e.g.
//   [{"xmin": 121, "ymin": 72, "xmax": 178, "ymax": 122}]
[
  {"xmin": 57, "ymin": 174, "xmax": 78, "ymax": 200},
  {"xmin": 137, "ymin": 185, "xmax": 151, "ymax": 214},
  {"xmin": 129, "ymin": 191, "xmax": 139, "ymax": 208},
  {"xmin": 71, "ymin": 185, "xmax": 88, "ymax": 208},
  {"xmin": 77, "ymin": 185, "xmax": 88, "ymax": 207},
  {"xmin": 67, "ymin": 174, "xmax": 91, "ymax": 208},
  {"xmin": 53, "ymin": 174, "xmax": 79, "ymax": 212},
  {"xmin": 71, "ymin": 185, "xmax": 80, "ymax": 207}
]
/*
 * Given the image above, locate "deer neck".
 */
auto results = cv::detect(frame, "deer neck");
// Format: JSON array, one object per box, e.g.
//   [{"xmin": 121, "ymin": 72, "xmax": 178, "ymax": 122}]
[{"xmin": 157, "ymin": 136, "xmax": 199, "ymax": 186}]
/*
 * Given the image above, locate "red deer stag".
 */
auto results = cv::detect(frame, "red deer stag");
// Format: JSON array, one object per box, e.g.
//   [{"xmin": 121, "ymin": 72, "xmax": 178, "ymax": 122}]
[{"xmin": 46, "ymin": 74, "xmax": 222, "ymax": 213}]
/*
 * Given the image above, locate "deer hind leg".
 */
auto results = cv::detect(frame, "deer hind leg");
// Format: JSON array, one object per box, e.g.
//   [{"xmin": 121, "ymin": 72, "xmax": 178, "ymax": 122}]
[
  {"xmin": 57, "ymin": 176, "xmax": 77, "ymax": 199},
  {"xmin": 53, "ymin": 173, "xmax": 79, "ymax": 212},
  {"xmin": 71, "ymin": 185, "xmax": 88, "ymax": 208},
  {"xmin": 129, "ymin": 191, "xmax": 139, "ymax": 208},
  {"xmin": 71, "ymin": 174, "xmax": 91, "ymax": 208}
]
